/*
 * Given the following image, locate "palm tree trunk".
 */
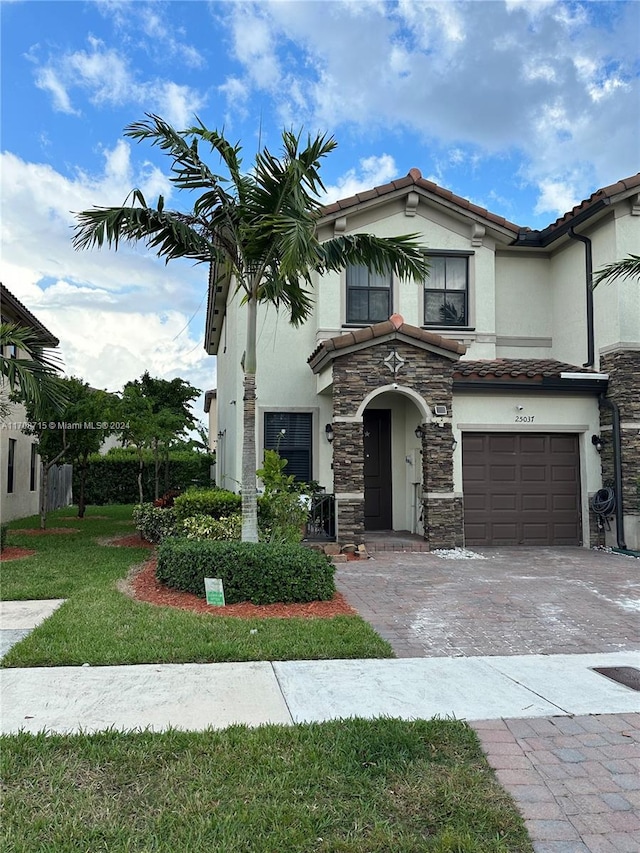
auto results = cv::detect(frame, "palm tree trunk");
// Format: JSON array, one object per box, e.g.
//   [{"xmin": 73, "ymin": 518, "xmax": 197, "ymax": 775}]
[{"xmin": 241, "ymin": 292, "xmax": 259, "ymax": 542}]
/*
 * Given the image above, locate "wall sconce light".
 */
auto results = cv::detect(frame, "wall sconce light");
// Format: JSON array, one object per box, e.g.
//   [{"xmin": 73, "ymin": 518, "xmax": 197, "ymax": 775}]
[
  {"xmin": 591, "ymin": 434, "xmax": 606, "ymax": 452},
  {"xmin": 452, "ymin": 438, "xmax": 458, "ymax": 451},
  {"xmin": 325, "ymin": 423, "xmax": 334, "ymax": 443},
  {"xmin": 415, "ymin": 424, "xmax": 425, "ymax": 440}
]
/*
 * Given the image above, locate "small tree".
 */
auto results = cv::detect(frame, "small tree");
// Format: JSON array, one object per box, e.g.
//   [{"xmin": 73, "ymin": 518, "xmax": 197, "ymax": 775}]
[{"xmin": 23, "ymin": 377, "xmax": 115, "ymax": 527}]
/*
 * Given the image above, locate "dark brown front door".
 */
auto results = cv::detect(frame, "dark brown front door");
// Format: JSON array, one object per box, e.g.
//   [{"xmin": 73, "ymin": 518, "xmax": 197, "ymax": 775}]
[
  {"xmin": 463, "ymin": 433, "xmax": 581, "ymax": 545},
  {"xmin": 363, "ymin": 409, "xmax": 392, "ymax": 530}
]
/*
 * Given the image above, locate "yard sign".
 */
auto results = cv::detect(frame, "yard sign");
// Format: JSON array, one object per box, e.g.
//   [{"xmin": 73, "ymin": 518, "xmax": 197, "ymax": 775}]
[{"xmin": 204, "ymin": 577, "xmax": 225, "ymax": 607}]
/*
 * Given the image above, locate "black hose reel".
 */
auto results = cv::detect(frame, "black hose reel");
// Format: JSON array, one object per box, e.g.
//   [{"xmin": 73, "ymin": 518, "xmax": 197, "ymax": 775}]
[{"xmin": 590, "ymin": 487, "xmax": 616, "ymax": 531}]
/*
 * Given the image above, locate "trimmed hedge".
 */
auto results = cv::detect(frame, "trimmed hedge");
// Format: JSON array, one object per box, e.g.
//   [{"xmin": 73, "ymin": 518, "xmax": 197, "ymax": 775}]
[
  {"xmin": 0, "ymin": 524, "xmax": 7, "ymax": 553},
  {"xmin": 173, "ymin": 488, "xmax": 241, "ymax": 521},
  {"xmin": 156, "ymin": 539, "xmax": 335, "ymax": 605},
  {"xmin": 73, "ymin": 452, "xmax": 214, "ymax": 505}
]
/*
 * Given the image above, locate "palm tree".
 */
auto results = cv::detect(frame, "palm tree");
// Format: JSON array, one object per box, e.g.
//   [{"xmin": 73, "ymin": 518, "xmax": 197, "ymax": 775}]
[
  {"xmin": 0, "ymin": 322, "xmax": 67, "ymax": 419},
  {"xmin": 593, "ymin": 254, "xmax": 640, "ymax": 287},
  {"xmin": 73, "ymin": 115, "xmax": 429, "ymax": 541}
]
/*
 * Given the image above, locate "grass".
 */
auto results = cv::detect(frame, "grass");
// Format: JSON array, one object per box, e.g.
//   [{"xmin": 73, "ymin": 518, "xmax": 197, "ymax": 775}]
[
  {"xmin": 0, "ymin": 718, "xmax": 533, "ymax": 853},
  {"xmin": 1, "ymin": 506, "xmax": 393, "ymax": 666}
]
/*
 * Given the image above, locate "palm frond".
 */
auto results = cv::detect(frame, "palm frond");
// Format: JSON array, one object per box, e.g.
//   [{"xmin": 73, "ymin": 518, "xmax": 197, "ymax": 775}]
[
  {"xmin": 0, "ymin": 323, "xmax": 68, "ymax": 417},
  {"xmin": 73, "ymin": 197, "xmax": 215, "ymax": 262},
  {"xmin": 317, "ymin": 234, "xmax": 430, "ymax": 282},
  {"xmin": 593, "ymin": 254, "xmax": 640, "ymax": 287}
]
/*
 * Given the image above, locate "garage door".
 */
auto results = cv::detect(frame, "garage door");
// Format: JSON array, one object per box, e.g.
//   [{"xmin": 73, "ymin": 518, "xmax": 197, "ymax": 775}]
[{"xmin": 463, "ymin": 433, "xmax": 581, "ymax": 546}]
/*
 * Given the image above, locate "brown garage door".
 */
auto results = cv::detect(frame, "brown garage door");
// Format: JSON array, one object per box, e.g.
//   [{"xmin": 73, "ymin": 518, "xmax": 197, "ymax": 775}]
[{"xmin": 463, "ymin": 433, "xmax": 581, "ymax": 546}]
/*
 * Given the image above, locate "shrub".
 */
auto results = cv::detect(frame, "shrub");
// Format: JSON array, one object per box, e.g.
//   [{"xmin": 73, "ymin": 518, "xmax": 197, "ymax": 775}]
[
  {"xmin": 173, "ymin": 488, "xmax": 241, "ymax": 522},
  {"xmin": 156, "ymin": 539, "xmax": 335, "ymax": 605},
  {"xmin": 132, "ymin": 504, "xmax": 178, "ymax": 544},
  {"xmin": 73, "ymin": 451, "xmax": 213, "ymax": 505},
  {"xmin": 181, "ymin": 514, "xmax": 241, "ymax": 541},
  {"xmin": 0, "ymin": 524, "xmax": 7, "ymax": 553},
  {"xmin": 259, "ymin": 492, "xmax": 309, "ymax": 544}
]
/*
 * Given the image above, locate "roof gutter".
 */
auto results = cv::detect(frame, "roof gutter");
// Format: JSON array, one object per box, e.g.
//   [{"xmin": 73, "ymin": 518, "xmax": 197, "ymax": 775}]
[
  {"xmin": 568, "ymin": 228, "xmax": 595, "ymax": 368},
  {"xmin": 599, "ymin": 394, "xmax": 626, "ymax": 550}
]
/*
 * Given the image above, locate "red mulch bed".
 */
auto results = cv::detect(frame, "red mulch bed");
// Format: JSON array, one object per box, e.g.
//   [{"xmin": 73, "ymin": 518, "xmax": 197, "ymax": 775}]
[
  {"xmin": 15, "ymin": 528, "xmax": 79, "ymax": 535},
  {"xmin": 128, "ymin": 556, "xmax": 357, "ymax": 620},
  {"xmin": 0, "ymin": 546, "xmax": 36, "ymax": 561},
  {"xmin": 110, "ymin": 534, "xmax": 155, "ymax": 549},
  {"xmin": 61, "ymin": 515, "xmax": 109, "ymax": 520}
]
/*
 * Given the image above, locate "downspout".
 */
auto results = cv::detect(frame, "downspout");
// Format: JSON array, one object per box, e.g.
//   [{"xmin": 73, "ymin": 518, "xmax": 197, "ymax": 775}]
[
  {"xmin": 598, "ymin": 394, "xmax": 626, "ymax": 550},
  {"xmin": 568, "ymin": 228, "xmax": 595, "ymax": 367}
]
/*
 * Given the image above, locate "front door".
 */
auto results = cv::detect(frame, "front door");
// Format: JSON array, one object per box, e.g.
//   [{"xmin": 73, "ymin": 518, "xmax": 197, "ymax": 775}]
[{"xmin": 363, "ymin": 409, "xmax": 392, "ymax": 530}]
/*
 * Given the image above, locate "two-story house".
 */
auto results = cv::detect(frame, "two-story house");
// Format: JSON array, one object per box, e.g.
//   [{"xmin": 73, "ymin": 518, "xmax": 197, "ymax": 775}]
[
  {"xmin": 1, "ymin": 283, "xmax": 61, "ymax": 523},
  {"xmin": 205, "ymin": 171, "xmax": 640, "ymax": 550}
]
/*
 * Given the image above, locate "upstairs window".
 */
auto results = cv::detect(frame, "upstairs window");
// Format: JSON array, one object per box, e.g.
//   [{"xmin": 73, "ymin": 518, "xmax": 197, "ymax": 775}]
[
  {"xmin": 264, "ymin": 412, "xmax": 312, "ymax": 484},
  {"xmin": 346, "ymin": 264, "xmax": 392, "ymax": 324},
  {"xmin": 424, "ymin": 255, "xmax": 469, "ymax": 326}
]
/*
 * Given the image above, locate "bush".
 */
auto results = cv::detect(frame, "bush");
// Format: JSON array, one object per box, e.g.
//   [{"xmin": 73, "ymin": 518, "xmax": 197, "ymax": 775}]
[
  {"xmin": 0, "ymin": 524, "xmax": 7, "ymax": 553},
  {"xmin": 173, "ymin": 488, "xmax": 242, "ymax": 522},
  {"xmin": 132, "ymin": 504, "xmax": 178, "ymax": 544},
  {"xmin": 73, "ymin": 451, "xmax": 214, "ymax": 505},
  {"xmin": 156, "ymin": 539, "xmax": 335, "ymax": 605},
  {"xmin": 259, "ymin": 492, "xmax": 309, "ymax": 544},
  {"xmin": 181, "ymin": 514, "xmax": 241, "ymax": 541}
]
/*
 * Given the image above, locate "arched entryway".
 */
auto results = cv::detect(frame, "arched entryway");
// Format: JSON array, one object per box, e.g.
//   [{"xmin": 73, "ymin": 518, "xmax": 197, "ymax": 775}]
[{"xmin": 360, "ymin": 386, "xmax": 430, "ymax": 533}]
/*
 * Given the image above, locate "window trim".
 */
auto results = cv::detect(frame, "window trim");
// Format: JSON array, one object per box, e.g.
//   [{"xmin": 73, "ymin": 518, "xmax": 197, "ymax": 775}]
[
  {"xmin": 423, "ymin": 250, "xmax": 473, "ymax": 329},
  {"xmin": 345, "ymin": 264, "xmax": 393, "ymax": 325},
  {"xmin": 259, "ymin": 408, "xmax": 319, "ymax": 485}
]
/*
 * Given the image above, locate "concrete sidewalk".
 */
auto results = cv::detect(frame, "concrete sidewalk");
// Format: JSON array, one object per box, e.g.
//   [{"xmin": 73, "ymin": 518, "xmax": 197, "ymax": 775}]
[
  {"xmin": 1, "ymin": 599, "xmax": 639, "ymax": 852},
  {"xmin": 1, "ymin": 650, "xmax": 638, "ymax": 735}
]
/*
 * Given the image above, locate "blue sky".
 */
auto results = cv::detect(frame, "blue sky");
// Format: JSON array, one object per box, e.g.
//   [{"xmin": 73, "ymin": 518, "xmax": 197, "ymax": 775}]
[{"xmin": 1, "ymin": 0, "xmax": 638, "ymax": 411}]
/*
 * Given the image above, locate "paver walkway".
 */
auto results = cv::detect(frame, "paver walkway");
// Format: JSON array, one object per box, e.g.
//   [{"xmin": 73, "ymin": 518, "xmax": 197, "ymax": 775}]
[
  {"xmin": 336, "ymin": 546, "xmax": 640, "ymax": 851},
  {"xmin": 474, "ymin": 713, "xmax": 640, "ymax": 853},
  {"xmin": 336, "ymin": 547, "xmax": 640, "ymax": 657}
]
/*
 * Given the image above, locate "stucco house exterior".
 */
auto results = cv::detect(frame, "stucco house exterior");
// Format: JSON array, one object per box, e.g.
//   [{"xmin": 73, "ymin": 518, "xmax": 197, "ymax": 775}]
[
  {"xmin": 1, "ymin": 284, "xmax": 60, "ymax": 523},
  {"xmin": 205, "ymin": 171, "xmax": 640, "ymax": 550}
]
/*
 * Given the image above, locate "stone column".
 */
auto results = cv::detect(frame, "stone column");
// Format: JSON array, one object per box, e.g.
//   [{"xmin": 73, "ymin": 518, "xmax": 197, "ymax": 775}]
[
  {"xmin": 332, "ymin": 420, "xmax": 365, "ymax": 542},
  {"xmin": 421, "ymin": 421, "xmax": 464, "ymax": 549},
  {"xmin": 600, "ymin": 349, "xmax": 640, "ymax": 549}
]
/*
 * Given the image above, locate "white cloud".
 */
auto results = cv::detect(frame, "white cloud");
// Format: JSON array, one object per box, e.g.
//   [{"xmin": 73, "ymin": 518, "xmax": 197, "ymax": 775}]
[
  {"xmin": 34, "ymin": 67, "xmax": 78, "ymax": 115},
  {"xmin": 533, "ymin": 178, "xmax": 580, "ymax": 217},
  {"xmin": 31, "ymin": 38, "xmax": 205, "ymax": 125},
  {"xmin": 0, "ymin": 148, "xmax": 214, "ymax": 395},
  {"xmin": 217, "ymin": 0, "xmax": 639, "ymax": 215},
  {"xmin": 322, "ymin": 154, "xmax": 398, "ymax": 204}
]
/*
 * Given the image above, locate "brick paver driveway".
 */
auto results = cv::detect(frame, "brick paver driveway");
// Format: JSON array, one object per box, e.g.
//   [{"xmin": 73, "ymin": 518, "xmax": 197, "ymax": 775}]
[
  {"xmin": 337, "ymin": 547, "xmax": 640, "ymax": 852},
  {"xmin": 336, "ymin": 547, "xmax": 640, "ymax": 658}
]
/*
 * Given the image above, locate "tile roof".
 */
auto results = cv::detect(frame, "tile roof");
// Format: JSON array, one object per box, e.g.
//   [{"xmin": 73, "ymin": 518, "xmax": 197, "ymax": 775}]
[
  {"xmin": 320, "ymin": 168, "xmax": 522, "ymax": 234},
  {"xmin": 320, "ymin": 169, "xmax": 640, "ymax": 243},
  {"xmin": 453, "ymin": 359, "xmax": 602, "ymax": 381},
  {"xmin": 0, "ymin": 282, "xmax": 59, "ymax": 346},
  {"xmin": 308, "ymin": 313, "xmax": 465, "ymax": 372}
]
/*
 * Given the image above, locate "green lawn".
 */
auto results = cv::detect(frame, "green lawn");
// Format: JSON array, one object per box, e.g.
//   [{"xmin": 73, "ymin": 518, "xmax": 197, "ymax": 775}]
[
  {"xmin": 0, "ymin": 718, "xmax": 533, "ymax": 853},
  {"xmin": 1, "ymin": 506, "xmax": 393, "ymax": 666}
]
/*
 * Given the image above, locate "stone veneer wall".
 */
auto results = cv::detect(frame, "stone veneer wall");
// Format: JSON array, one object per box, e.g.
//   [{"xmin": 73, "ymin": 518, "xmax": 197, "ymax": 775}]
[
  {"xmin": 421, "ymin": 421, "xmax": 464, "ymax": 549},
  {"xmin": 600, "ymin": 350, "xmax": 640, "ymax": 512},
  {"xmin": 331, "ymin": 340, "xmax": 462, "ymax": 548}
]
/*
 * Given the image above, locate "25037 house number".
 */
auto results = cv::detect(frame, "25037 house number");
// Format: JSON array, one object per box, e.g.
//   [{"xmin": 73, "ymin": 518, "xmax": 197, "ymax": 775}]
[{"xmin": 515, "ymin": 415, "xmax": 535, "ymax": 422}]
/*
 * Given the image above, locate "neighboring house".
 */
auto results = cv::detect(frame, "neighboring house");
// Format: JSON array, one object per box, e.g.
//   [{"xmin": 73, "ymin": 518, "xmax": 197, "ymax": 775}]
[
  {"xmin": 0, "ymin": 284, "xmax": 62, "ymax": 523},
  {"xmin": 205, "ymin": 171, "xmax": 640, "ymax": 550}
]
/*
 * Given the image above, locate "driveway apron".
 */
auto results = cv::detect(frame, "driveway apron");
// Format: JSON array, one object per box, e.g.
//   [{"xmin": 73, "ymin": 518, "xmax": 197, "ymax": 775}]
[{"xmin": 336, "ymin": 547, "xmax": 640, "ymax": 852}]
